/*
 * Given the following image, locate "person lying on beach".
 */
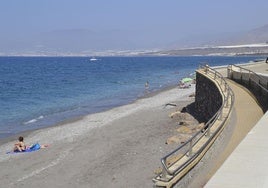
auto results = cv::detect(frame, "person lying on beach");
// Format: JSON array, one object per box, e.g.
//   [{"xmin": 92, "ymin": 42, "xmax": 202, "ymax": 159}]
[{"xmin": 13, "ymin": 136, "xmax": 48, "ymax": 152}]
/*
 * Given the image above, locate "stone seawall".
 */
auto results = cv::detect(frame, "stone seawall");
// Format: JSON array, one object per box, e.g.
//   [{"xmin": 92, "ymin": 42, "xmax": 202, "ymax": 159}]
[
  {"xmin": 195, "ymin": 72, "xmax": 223, "ymax": 122},
  {"xmin": 173, "ymin": 70, "xmax": 229, "ymax": 188}
]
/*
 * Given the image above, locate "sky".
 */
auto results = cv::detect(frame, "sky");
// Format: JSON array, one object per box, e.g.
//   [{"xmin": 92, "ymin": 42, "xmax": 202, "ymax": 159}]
[{"xmin": 0, "ymin": 0, "xmax": 268, "ymax": 53}]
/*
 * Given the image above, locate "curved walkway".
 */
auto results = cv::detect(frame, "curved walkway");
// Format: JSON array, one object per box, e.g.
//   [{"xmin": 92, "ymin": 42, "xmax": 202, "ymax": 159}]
[
  {"xmin": 204, "ymin": 79, "xmax": 264, "ymax": 187},
  {"xmin": 209, "ymin": 80, "xmax": 263, "ymax": 175}
]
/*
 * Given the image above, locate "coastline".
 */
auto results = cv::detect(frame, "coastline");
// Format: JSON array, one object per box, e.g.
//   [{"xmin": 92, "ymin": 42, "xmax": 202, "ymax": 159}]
[
  {"xmin": 0, "ymin": 56, "xmax": 260, "ymax": 141},
  {"xmin": 0, "ymin": 81, "xmax": 181, "ymax": 141},
  {"xmin": 0, "ymin": 84, "xmax": 180, "ymax": 145},
  {"xmin": 0, "ymin": 59, "xmax": 263, "ymax": 187},
  {"xmin": 0, "ymin": 84, "xmax": 195, "ymax": 150},
  {"xmin": 0, "ymin": 84, "xmax": 195, "ymax": 187},
  {"xmin": 0, "ymin": 60, "xmax": 257, "ymax": 152}
]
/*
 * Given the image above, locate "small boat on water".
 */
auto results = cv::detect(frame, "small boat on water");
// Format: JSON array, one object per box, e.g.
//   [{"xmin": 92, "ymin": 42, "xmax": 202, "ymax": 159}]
[{"xmin": 90, "ymin": 57, "xmax": 98, "ymax": 61}]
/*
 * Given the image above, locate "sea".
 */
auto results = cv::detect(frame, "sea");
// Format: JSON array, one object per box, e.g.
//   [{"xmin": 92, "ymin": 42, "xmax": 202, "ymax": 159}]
[{"xmin": 0, "ymin": 56, "xmax": 262, "ymax": 139}]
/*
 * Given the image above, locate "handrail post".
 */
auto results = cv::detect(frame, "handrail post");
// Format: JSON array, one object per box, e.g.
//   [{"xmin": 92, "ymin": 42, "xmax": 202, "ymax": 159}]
[
  {"xmin": 225, "ymin": 89, "xmax": 230, "ymax": 107},
  {"xmin": 219, "ymin": 110, "xmax": 223, "ymax": 120},
  {"xmin": 205, "ymin": 64, "xmax": 209, "ymax": 74},
  {"xmin": 162, "ymin": 161, "xmax": 168, "ymax": 179},
  {"xmin": 188, "ymin": 139, "xmax": 193, "ymax": 157},
  {"xmin": 227, "ymin": 65, "xmax": 231, "ymax": 78},
  {"xmin": 206, "ymin": 124, "xmax": 211, "ymax": 137}
]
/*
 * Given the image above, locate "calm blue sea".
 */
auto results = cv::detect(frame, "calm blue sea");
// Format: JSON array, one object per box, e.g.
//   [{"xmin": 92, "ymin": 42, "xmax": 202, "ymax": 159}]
[{"xmin": 0, "ymin": 56, "xmax": 261, "ymax": 139}]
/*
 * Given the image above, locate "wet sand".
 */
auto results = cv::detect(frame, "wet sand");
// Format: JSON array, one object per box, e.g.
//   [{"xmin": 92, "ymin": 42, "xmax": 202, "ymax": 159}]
[{"xmin": 0, "ymin": 85, "xmax": 195, "ymax": 188}]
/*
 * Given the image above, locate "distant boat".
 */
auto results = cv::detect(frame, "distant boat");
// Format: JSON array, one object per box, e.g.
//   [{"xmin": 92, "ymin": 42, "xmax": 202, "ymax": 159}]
[{"xmin": 90, "ymin": 57, "xmax": 98, "ymax": 61}]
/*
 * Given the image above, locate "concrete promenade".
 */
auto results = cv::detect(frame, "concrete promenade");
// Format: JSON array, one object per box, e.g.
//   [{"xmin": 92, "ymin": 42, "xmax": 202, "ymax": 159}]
[
  {"xmin": 205, "ymin": 62, "xmax": 268, "ymax": 187},
  {"xmin": 205, "ymin": 112, "xmax": 268, "ymax": 187}
]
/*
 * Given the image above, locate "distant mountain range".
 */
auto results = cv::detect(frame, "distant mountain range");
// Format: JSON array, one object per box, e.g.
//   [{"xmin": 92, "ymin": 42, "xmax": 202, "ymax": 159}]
[
  {"xmin": 167, "ymin": 24, "xmax": 268, "ymax": 49},
  {"xmin": 0, "ymin": 24, "xmax": 268, "ymax": 56},
  {"xmin": 0, "ymin": 29, "xmax": 139, "ymax": 56},
  {"xmin": 143, "ymin": 24, "xmax": 268, "ymax": 56},
  {"xmin": 218, "ymin": 24, "xmax": 268, "ymax": 45},
  {"xmin": 147, "ymin": 24, "xmax": 268, "ymax": 56}
]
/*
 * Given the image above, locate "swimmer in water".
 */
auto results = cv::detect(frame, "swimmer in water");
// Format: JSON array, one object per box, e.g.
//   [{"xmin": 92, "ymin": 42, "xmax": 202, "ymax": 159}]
[{"xmin": 145, "ymin": 81, "xmax": 149, "ymax": 89}]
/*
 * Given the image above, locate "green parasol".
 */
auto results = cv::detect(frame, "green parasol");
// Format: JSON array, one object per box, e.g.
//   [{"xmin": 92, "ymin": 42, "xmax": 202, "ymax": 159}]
[{"xmin": 181, "ymin": 77, "xmax": 193, "ymax": 83}]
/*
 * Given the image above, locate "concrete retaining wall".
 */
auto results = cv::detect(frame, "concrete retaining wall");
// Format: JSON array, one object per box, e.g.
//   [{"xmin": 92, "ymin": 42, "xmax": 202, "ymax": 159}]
[{"xmin": 228, "ymin": 70, "xmax": 268, "ymax": 111}]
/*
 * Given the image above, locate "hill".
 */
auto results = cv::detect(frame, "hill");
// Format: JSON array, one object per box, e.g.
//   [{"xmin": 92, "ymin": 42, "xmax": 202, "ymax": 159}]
[{"xmin": 223, "ymin": 24, "xmax": 268, "ymax": 45}]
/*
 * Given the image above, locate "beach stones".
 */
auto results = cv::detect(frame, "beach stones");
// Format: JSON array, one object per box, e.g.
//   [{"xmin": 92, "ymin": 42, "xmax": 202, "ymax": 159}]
[
  {"xmin": 176, "ymin": 125, "xmax": 192, "ymax": 134},
  {"xmin": 166, "ymin": 135, "xmax": 181, "ymax": 144}
]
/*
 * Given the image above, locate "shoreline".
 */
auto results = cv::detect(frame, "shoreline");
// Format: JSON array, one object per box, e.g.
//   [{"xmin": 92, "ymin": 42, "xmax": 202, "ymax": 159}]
[
  {"xmin": 0, "ymin": 83, "xmax": 180, "ymax": 143},
  {"xmin": 0, "ymin": 84, "xmax": 195, "ymax": 153},
  {"xmin": 0, "ymin": 56, "xmax": 260, "ymax": 142},
  {"xmin": 1, "ymin": 59, "xmax": 259, "ymax": 147},
  {"xmin": 0, "ymin": 83, "xmax": 196, "ymax": 188}
]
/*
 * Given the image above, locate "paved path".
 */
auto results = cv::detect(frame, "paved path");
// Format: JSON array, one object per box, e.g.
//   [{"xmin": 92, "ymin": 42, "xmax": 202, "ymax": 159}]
[
  {"xmin": 239, "ymin": 61, "xmax": 268, "ymax": 75},
  {"xmin": 210, "ymin": 80, "xmax": 263, "ymax": 173},
  {"xmin": 205, "ymin": 79, "xmax": 264, "ymax": 187}
]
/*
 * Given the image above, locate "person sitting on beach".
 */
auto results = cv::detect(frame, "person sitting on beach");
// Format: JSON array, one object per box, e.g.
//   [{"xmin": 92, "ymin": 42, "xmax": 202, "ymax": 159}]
[
  {"xmin": 14, "ymin": 136, "xmax": 26, "ymax": 152},
  {"xmin": 13, "ymin": 136, "xmax": 48, "ymax": 152}
]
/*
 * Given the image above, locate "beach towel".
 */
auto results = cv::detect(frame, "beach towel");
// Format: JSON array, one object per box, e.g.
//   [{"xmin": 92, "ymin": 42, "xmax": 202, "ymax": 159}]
[{"xmin": 6, "ymin": 143, "xmax": 41, "ymax": 154}]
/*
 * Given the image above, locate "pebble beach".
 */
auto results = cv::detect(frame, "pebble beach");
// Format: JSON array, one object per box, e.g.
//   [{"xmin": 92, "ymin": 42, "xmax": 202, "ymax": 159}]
[{"xmin": 0, "ymin": 85, "xmax": 196, "ymax": 188}]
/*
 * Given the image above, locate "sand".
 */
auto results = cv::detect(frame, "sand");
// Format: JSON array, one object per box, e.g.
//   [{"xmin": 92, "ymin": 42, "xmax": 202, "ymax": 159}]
[{"xmin": 0, "ymin": 85, "xmax": 195, "ymax": 188}]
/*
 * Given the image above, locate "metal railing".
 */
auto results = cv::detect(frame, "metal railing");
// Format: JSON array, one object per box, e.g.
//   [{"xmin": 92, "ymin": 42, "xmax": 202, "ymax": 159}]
[
  {"xmin": 154, "ymin": 65, "xmax": 234, "ymax": 183},
  {"xmin": 228, "ymin": 64, "xmax": 268, "ymax": 111}
]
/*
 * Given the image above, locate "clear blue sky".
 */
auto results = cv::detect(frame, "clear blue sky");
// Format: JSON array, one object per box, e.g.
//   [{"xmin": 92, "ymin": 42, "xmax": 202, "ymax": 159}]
[{"xmin": 0, "ymin": 0, "xmax": 267, "ymax": 51}]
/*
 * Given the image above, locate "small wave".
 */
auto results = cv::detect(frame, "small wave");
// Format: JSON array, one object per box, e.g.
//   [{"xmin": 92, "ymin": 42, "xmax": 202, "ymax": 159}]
[
  {"xmin": 0, "ymin": 131, "xmax": 11, "ymax": 133},
  {"xmin": 111, "ymin": 81, "xmax": 127, "ymax": 85},
  {"xmin": 23, "ymin": 115, "xmax": 44, "ymax": 125},
  {"xmin": 189, "ymin": 72, "xmax": 196, "ymax": 76}
]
